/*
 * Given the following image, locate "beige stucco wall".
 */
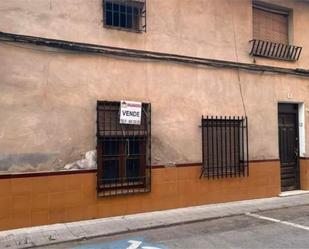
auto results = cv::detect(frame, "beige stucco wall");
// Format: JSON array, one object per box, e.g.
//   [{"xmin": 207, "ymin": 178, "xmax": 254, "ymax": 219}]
[
  {"xmin": 0, "ymin": 0, "xmax": 309, "ymax": 67},
  {"xmin": 0, "ymin": 0, "xmax": 309, "ymax": 172}
]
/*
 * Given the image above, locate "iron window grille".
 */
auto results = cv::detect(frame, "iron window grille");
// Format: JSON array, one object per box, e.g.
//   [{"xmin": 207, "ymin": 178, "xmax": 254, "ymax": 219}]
[
  {"xmin": 103, "ymin": 0, "xmax": 146, "ymax": 32},
  {"xmin": 96, "ymin": 101, "xmax": 151, "ymax": 197},
  {"xmin": 201, "ymin": 116, "xmax": 249, "ymax": 179}
]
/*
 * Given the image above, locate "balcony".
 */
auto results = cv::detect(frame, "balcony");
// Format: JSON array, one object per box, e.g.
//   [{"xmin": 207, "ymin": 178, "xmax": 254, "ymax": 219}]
[{"xmin": 249, "ymin": 39, "xmax": 302, "ymax": 61}]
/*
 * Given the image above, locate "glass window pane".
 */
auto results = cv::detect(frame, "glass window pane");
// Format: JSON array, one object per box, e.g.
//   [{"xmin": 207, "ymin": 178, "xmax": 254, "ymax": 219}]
[
  {"xmin": 127, "ymin": 6, "xmax": 133, "ymax": 14},
  {"xmin": 120, "ymin": 4, "xmax": 126, "ymax": 13},
  {"xmin": 103, "ymin": 160, "xmax": 119, "ymax": 182},
  {"xmin": 106, "ymin": 11, "xmax": 113, "ymax": 26},
  {"xmin": 113, "ymin": 3, "xmax": 119, "ymax": 11},
  {"xmin": 120, "ymin": 13, "xmax": 126, "ymax": 28},
  {"xmin": 126, "ymin": 159, "xmax": 140, "ymax": 179},
  {"xmin": 133, "ymin": 7, "xmax": 139, "ymax": 15},
  {"xmin": 113, "ymin": 12, "xmax": 119, "ymax": 27},
  {"xmin": 103, "ymin": 139, "xmax": 119, "ymax": 156},
  {"xmin": 113, "ymin": 12, "xmax": 119, "ymax": 26},
  {"xmin": 127, "ymin": 14, "xmax": 132, "ymax": 28},
  {"xmin": 106, "ymin": 2, "xmax": 112, "ymax": 10},
  {"xmin": 128, "ymin": 139, "xmax": 140, "ymax": 155}
]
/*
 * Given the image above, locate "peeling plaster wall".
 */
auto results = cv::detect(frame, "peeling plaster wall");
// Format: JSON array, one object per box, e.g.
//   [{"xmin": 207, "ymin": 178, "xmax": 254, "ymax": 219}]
[
  {"xmin": 0, "ymin": 0, "xmax": 309, "ymax": 173},
  {"xmin": 0, "ymin": 45, "xmax": 309, "ymax": 172}
]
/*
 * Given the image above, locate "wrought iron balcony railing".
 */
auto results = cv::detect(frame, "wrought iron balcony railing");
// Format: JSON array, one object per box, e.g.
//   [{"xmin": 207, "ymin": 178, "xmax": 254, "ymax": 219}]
[{"xmin": 249, "ymin": 39, "xmax": 302, "ymax": 61}]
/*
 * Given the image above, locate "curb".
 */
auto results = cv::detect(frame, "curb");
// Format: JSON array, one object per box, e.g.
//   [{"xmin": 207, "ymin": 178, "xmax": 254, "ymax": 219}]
[
  {"xmin": 1, "ymin": 194, "xmax": 309, "ymax": 249},
  {"xmin": 26, "ymin": 208, "xmax": 309, "ymax": 248},
  {"xmin": 17, "ymin": 213, "xmax": 245, "ymax": 249}
]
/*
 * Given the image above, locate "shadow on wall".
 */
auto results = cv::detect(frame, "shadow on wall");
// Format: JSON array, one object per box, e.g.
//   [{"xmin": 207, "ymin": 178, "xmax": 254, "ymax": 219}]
[{"xmin": 0, "ymin": 150, "xmax": 97, "ymax": 173}]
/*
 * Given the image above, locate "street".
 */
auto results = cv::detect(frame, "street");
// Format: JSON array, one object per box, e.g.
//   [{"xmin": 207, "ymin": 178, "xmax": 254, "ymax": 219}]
[{"xmin": 41, "ymin": 204, "xmax": 309, "ymax": 249}]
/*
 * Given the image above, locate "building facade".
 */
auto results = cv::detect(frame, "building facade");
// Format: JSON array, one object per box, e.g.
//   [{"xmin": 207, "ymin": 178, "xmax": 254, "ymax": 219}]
[{"xmin": 0, "ymin": 0, "xmax": 309, "ymax": 230}]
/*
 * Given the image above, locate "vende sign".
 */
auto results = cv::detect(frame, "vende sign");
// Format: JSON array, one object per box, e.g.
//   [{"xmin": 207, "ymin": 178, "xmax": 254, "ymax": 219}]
[{"xmin": 120, "ymin": 100, "xmax": 142, "ymax": 125}]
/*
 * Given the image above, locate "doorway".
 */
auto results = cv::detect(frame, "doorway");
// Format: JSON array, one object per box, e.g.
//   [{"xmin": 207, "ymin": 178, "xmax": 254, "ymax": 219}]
[{"xmin": 278, "ymin": 103, "xmax": 300, "ymax": 191}]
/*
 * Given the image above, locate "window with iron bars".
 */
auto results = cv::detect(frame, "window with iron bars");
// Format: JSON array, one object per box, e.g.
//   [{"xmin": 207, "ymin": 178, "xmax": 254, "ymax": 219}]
[
  {"xmin": 201, "ymin": 116, "xmax": 249, "ymax": 178},
  {"xmin": 96, "ymin": 101, "xmax": 151, "ymax": 197},
  {"xmin": 103, "ymin": 0, "xmax": 146, "ymax": 32}
]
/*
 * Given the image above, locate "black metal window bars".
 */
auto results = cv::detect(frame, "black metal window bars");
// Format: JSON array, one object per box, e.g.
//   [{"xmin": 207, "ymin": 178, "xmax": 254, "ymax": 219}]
[
  {"xmin": 103, "ymin": 0, "xmax": 146, "ymax": 32},
  {"xmin": 250, "ymin": 39, "xmax": 302, "ymax": 61},
  {"xmin": 96, "ymin": 101, "xmax": 151, "ymax": 197},
  {"xmin": 201, "ymin": 116, "xmax": 249, "ymax": 179}
]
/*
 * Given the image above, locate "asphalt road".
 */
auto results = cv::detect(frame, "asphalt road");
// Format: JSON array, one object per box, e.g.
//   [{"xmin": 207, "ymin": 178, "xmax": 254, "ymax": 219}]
[{"xmin": 42, "ymin": 205, "xmax": 309, "ymax": 249}]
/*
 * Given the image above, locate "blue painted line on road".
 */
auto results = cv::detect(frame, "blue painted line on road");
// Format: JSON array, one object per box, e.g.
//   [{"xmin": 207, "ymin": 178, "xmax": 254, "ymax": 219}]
[{"xmin": 72, "ymin": 236, "xmax": 169, "ymax": 249}]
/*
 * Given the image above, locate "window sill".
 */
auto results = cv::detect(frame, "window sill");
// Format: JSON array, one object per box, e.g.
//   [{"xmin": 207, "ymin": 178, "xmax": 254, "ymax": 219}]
[{"xmin": 103, "ymin": 24, "xmax": 144, "ymax": 33}]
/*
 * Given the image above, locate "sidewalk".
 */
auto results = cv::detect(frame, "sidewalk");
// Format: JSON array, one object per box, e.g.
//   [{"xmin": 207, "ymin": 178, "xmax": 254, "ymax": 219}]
[{"xmin": 1, "ymin": 193, "xmax": 309, "ymax": 249}]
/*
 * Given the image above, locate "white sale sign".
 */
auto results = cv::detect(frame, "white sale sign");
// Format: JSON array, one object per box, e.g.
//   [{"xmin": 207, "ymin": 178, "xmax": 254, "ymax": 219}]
[{"xmin": 120, "ymin": 100, "xmax": 142, "ymax": 125}]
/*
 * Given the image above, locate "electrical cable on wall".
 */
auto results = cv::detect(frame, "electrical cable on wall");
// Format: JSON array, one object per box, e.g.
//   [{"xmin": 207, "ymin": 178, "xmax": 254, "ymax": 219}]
[
  {"xmin": 230, "ymin": 2, "xmax": 247, "ymax": 117},
  {"xmin": 0, "ymin": 31, "xmax": 308, "ymax": 78}
]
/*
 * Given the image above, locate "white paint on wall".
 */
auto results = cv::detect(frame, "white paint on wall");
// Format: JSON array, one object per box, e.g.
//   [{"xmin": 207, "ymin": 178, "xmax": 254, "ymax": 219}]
[
  {"xmin": 299, "ymin": 103, "xmax": 306, "ymax": 157},
  {"xmin": 64, "ymin": 150, "xmax": 96, "ymax": 170}
]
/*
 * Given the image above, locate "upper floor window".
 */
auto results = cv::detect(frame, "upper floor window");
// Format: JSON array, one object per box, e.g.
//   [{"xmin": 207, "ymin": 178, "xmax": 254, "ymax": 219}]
[
  {"xmin": 250, "ymin": 2, "xmax": 302, "ymax": 61},
  {"xmin": 103, "ymin": 0, "xmax": 146, "ymax": 32},
  {"xmin": 253, "ymin": 2, "xmax": 289, "ymax": 44}
]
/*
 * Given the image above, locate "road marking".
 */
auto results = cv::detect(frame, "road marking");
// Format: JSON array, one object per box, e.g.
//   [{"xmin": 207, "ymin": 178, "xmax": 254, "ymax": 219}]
[
  {"xmin": 142, "ymin": 247, "xmax": 163, "ymax": 249},
  {"xmin": 246, "ymin": 212, "xmax": 309, "ymax": 231},
  {"xmin": 127, "ymin": 240, "xmax": 143, "ymax": 249},
  {"xmin": 72, "ymin": 237, "xmax": 167, "ymax": 249},
  {"xmin": 127, "ymin": 240, "xmax": 163, "ymax": 249},
  {"xmin": 142, "ymin": 246, "xmax": 161, "ymax": 249}
]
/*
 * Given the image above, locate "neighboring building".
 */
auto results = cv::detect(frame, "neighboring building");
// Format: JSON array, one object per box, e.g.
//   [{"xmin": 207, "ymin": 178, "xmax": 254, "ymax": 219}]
[{"xmin": 0, "ymin": 0, "xmax": 309, "ymax": 230}]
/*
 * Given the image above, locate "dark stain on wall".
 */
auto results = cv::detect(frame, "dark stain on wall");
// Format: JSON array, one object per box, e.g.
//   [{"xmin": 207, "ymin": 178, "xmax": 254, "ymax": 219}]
[{"xmin": 0, "ymin": 153, "xmax": 58, "ymax": 171}]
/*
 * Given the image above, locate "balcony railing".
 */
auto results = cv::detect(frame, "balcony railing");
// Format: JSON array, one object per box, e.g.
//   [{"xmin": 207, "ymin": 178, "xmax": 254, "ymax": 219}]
[{"xmin": 249, "ymin": 39, "xmax": 302, "ymax": 61}]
